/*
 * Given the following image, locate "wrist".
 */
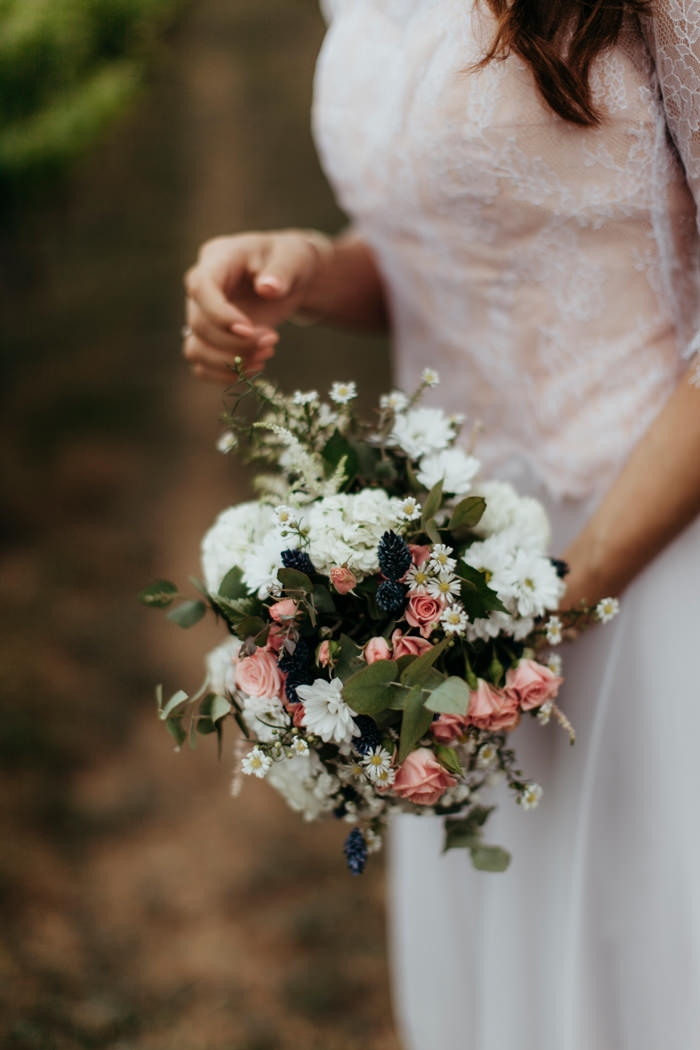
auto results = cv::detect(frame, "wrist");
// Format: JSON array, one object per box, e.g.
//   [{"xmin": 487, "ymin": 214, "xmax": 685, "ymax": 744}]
[{"xmin": 293, "ymin": 229, "xmax": 337, "ymax": 324}]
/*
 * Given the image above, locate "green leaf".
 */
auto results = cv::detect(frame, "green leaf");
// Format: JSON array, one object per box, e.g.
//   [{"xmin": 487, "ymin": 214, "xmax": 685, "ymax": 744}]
[
  {"xmin": 400, "ymin": 637, "xmax": 450, "ymax": 687},
  {"xmin": 217, "ymin": 566, "xmax": 249, "ymax": 600},
  {"xmin": 434, "ymin": 745, "xmax": 463, "ymax": 776},
  {"xmin": 469, "ymin": 845, "xmax": 511, "ymax": 872},
  {"xmin": 277, "ymin": 567, "xmax": 313, "ymax": 593},
  {"xmin": 342, "ymin": 660, "xmax": 398, "ymax": 716},
  {"xmin": 159, "ymin": 689, "xmax": 189, "ymax": 720},
  {"xmin": 459, "ymin": 564, "xmax": 507, "ymax": 614},
  {"xmin": 424, "ymin": 676, "xmax": 471, "ymax": 715},
  {"xmin": 448, "ymin": 496, "xmax": 486, "ymax": 534},
  {"xmin": 235, "ymin": 615, "xmax": 267, "ymax": 640},
  {"xmin": 166, "ymin": 600, "xmax": 207, "ymax": 629},
  {"xmin": 211, "ymin": 594, "xmax": 257, "ymax": 624},
  {"xmin": 334, "ymin": 634, "xmax": 364, "ymax": 682},
  {"xmin": 443, "ymin": 818, "xmax": 478, "ymax": 852},
  {"xmin": 488, "ymin": 649, "xmax": 505, "ymax": 688},
  {"xmin": 196, "ymin": 717, "xmax": 217, "ymax": 736},
  {"xmin": 312, "ymin": 584, "xmax": 337, "ymax": 616},
  {"xmin": 138, "ymin": 579, "xmax": 177, "ymax": 608},
  {"xmin": 200, "ymin": 693, "xmax": 232, "ymax": 723},
  {"xmin": 189, "ymin": 576, "xmax": 209, "ymax": 597},
  {"xmin": 398, "ymin": 685, "xmax": 434, "ymax": 762},
  {"xmin": 421, "ymin": 479, "xmax": 444, "ymax": 525},
  {"xmin": 322, "ymin": 429, "xmax": 359, "ymax": 484},
  {"xmin": 165, "ymin": 716, "xmax": 186, "ymax": 750}
]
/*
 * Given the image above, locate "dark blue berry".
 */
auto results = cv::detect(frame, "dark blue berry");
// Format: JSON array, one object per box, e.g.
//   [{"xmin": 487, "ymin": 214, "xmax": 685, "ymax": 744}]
[
  {"xmin": 354, "ymin": 715, "xmax": 383, "ymax": 756},
  {"xmin": 279, "ymin": 637, "xmax": 312, "ymax": 673},
  {"xmin": 285, "ymin": 668, "xmax": 314, "ymax": 703},
  {"xmin": 550, "ymin": 557, "xmax": 570, "ymax": 579},
  {"xmin": 376, "ymin": 579, "xmax": 407, "ymax": 617},
  {"xmin": 344, "ymin": 827, "xmax": 368, "ymax": 875},
  {"xmin": 281, "ymin": 548, "xmax": 315, "ymax": 574},
  {"xmin": 377, "ymin": 530, "xmax": 412, "ymax": 581}
]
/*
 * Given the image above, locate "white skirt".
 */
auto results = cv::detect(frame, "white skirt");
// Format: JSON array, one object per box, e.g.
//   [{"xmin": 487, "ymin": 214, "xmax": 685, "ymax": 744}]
[{"xmin": 388, "ymin": 479, "xmax": 700, "ymax": 1050}]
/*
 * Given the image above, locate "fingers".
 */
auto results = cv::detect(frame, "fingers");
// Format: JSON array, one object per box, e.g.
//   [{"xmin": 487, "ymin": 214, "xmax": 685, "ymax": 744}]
[
  {"xmin": 251, "ymin": 233, "xmax": 319, "ymax": 300},
  {"xmin": 182, "ymin": 330, "xmax": 276, "ymax": 383},
  {"xmin": 185, "ymin": 297, "xmax": 278, "ymax": 354}
]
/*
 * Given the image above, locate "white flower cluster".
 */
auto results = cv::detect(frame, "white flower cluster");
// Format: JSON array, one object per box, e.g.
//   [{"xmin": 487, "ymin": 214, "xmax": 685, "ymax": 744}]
[
  {"xmin": 304, "ymin": 490, "xmax": 405, "ymax": 579},
  {"xmin": 201, "ymin": 502, "xmax": 275, "ymax": 594}
]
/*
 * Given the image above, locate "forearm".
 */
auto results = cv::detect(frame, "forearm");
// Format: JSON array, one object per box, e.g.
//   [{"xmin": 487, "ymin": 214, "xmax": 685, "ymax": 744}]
[
  {"xmin": 298, "ymin": 228, "xmax": 389, "ymax": 332},
  {"xmin": 562, "ymin": 367, "xmax": 700, "ymax": 607}
]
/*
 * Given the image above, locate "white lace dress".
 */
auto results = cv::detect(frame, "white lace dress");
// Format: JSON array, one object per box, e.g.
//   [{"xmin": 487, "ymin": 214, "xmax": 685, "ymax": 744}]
[{"xmin": 312, "ymin": 3, "xmax": 700, "ymax": 1048}]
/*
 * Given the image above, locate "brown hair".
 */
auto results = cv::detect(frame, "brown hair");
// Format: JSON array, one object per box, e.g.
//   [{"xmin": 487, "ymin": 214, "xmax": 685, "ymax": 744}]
[{"xmin": 477, "ymin": 0, "xmax": 648, "ymax": 126}]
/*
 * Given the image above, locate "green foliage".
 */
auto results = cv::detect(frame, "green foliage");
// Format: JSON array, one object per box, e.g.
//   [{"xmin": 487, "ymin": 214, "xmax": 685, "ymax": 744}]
[
  {"xmin": 166, "ymin": 599, "xmax": 207, "ymax": 629},
  {"xmin": 0, "ymin": 0, "xmax": 188, "ymax": 190},
  {"xmin": 425, "ymin": 676, "xmax": 471, "ymax": 715},
  {"xmin": 444, "ymin": 807, "xmax": 511, "ymax": 872},
  {"xmin": 138, "ymin": 578, "xmax": 178, "ymax": 607}
]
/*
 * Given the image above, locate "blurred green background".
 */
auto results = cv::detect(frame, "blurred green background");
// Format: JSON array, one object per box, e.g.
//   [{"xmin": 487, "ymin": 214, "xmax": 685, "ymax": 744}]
[{"xmin": 0, "ymin": 1, "xmax": 395, "ymax": 1047}]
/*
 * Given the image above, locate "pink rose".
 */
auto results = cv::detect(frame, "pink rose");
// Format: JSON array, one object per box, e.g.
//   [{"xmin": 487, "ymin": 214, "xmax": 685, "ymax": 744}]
[
  {"xmin": 235, "ymin": 648, "xmax": 284, "ymax": 700},
  {"xmin": 330, "ymin": 566, "xmax": 357, "ymax": 594},
  {"xmin": 318, "ymin": 640, "xmax": 331, "ymax": 667},
  {"xmin": 408, "ymin": 544, "xmax": 431, "ymax": 567},
  {"xmin": 365, "ymin": 636, "xmax": 392, "ymax": 663},
  {"xmin": 269, "ymin": 599, "xmax": 298, "ymax": 623},
  {"xmin": 505, "ymin": 658, "xmax": 563, "ymax": 711},
  {"xmin": 392, "ymin": 748, "xmax": 457, "ymax": 806},
  {"xmin": 266, "ymin": 624, "xmax": 286, "ymax": 652},
  {"xmin": 467, "ymin": 679, "xmax": 520, "ymax": 732},
  {"xmin": 431, "ymin": 713, "xmax": 469, "ymax": 745},
  {"xmin": 291, "ymin": 703, "xmax": 306, "ymax": 728},
  {"xmin": 404, "ymin": 594, "xmax": 445, "ymax": 638},
  {"xmin": 390, "ymin": 629, "xmax": 434, "ymax": 659}
]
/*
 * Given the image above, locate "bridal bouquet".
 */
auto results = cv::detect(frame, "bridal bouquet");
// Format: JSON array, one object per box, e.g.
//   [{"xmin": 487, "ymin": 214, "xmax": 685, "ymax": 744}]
[{"xmin": 141, "ymin": 363, "xmax": 618, "ymax": 873}]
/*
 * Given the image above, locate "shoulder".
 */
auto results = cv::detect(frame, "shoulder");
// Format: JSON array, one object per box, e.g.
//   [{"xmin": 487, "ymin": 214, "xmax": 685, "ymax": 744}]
[{"xmin": 319, "ymin": 0, "xmax": 341, "ymax": 23}]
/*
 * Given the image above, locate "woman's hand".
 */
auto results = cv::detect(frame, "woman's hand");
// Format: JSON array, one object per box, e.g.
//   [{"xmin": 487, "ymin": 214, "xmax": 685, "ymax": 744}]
[{"xmin": 182, "ymin": 230, "xmax": 330, "ymax": 384}]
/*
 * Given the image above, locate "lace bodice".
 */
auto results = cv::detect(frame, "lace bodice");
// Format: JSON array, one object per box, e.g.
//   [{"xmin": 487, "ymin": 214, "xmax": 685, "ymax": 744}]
[{"xmin": 312, "ymin": 0, "xmax": 700, "ymax": 498}]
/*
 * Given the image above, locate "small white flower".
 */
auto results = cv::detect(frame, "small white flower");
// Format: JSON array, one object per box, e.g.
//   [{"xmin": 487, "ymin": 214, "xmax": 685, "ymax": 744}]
[
  {"xmin": 362, "ymin": 746, "xmax": 394, "ymax": 782},
  {"xmin": 405, "ymin": 563, "xmax": 432, "ymax": 592},
  {"xmin": 545, "ymin": 615, "xmax": 563, "ymax": 645},
  {"xmin": 291, "ymin": 736, "xmax": 309, "ymax": 756},
  {"xmin": 329, "ymin": 380, "xmax": 357, "ymax": 404},
  {"xmin": 477, "ymin": 742, "xmax": 498, "ymax": 768},
  {"xmin": 338, "ymin": 758, "xmax": 367, "ymax": 782},
  {"xmin": 297, "ymin": 678, "xmax": 360, "ymax": 746},
  {"xmin": 397, "ymin": 496, "xmax": 422, "ymax": 522},
  {"xmin": 421, "ymin": 367, "xmax": 440, "ymax": 387},
  {"xmin": 417, "ymin": 448, "xmax": 480, "ymax": 495},
  {"xmin": 429, "ymin": 544, "xmax": 456, "ymax": 573},
  {"xmin": 427, "ymin": 572, "xmax": 461, "ymax": 601},
  {"xmin": 273, "ymin": 504, "xmax": 299, "ymax": 530},
  {"xmin": 379, "ymin": 390, "xmax": 409, "ymax": 412},
  {"xmin": 537, "ymin": 702, "xmax": 553, "ymax": 725},
  {"xmin": 389, "ymin": 407, "xmax": 454, "ymax": 460},
  {"xmin": 596, "ymin": 596, "xmax": 620, "ymax": 623},
  {"xmin": 440, "ymin": 604, "xmax": 468, "ymax": 635},
  {"xmin": 546, "ymin": 652, "xmax": 563, "ymax": 676},
  {"xmin": 216, "ymin": 430, "xmax": 238, "ymax": 454},
  {"xmin": 241, "ymin": 746, "xmax": 272, "ymax": 779},
  {"xmin": 292, "ymin": 390, "xmax": 319, "ymax": 405},
  {"xmin": 373, "ymin": 766, "xmax": 396, "ymax": 788},
  {"xmin": 520, "ymin": 783, "xmax": 543, "ymax": 810},
  {"xmin": 365, "ymin": 828, "xmax": 383, "ymax": 854}
]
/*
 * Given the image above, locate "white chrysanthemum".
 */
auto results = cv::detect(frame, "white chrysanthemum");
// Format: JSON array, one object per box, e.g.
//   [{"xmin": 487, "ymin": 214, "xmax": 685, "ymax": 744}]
[
  {"xmin": 596, "ymin": 596, "xmax": 620, "ymax": 623},
  {"xmin": 397, "ymin": 496, "xmax": 422, "ymax": 522},
  {"xmin": 297, "ymin": 678, "xmax": 360, "ymax": 746},
  {"xmin": 477, "ymin": 742, "xmax": 498, "ymax": 768},
  {"xmin": 266, "ymin": 751, "xmax": 339, "ymax": 821},
  {"xmin": 427, "ymin": 572, "xmax": 461, "ymax": 601},
  {"xmin": 429, "ymin": 544, "xmax": 457, "ymax": 573},
  {"xmin": 421, "ymin": 367, "xmax": 440, "ymax": 387},
  {"xmin": 471, "ymin": 481, "xmax": 551, "ymax": 550},
  {"xmin": 241, "ymin": 746, "xmax": 272, "ymax": 779},
  {"xmin": 241, "ymin": 529, "xmax": 285, "ymax": 599},
  {"xmin": 292, "ymin": 390, "xmax": 319, "ymax": 405},
  {"xmin": 362, "ymin": 746, "xmax": 394, "ymax": 782},
  {"xmin": 520, "ymin": 783, "xmax": 543, "ymax": 810},
  {"xmin": 416, "ymin": 448, "xmax": 480, "ymax": 495},
  {"xmin": 290, "ymin": 736, "xmax": 309, "ymax": 756},
  {"xmin": 501, "ymin": 549, "xmax": 564, "ymax": 618},
  {"xmin": 405, "ymin": 563, "xmax": 432, "ymax": 592},
  {"xmin": 216, "ymin": 430, "xmax": 238, "ymax": 454},
  {"xmin": 389, "ymin": 407, "xmax": 454, "ymax": 460},
  {"xmin": 465, "ymin": 610, "xmax": 516, "ymax": 643},
  {"xmin": 205, "ymin": 636, "xmax": 241, "ymax": 695},
  {"xmin": 440, "ymin": 604, "xmax": 468, "ymax": 635},
  {"xmin": 241, "ymin": 695, "xmax": 290, "ymax": 743},
  {"xmin": 379, "ymin": 390, "xmax": 409, "ymax": 412},
  {"xmin": 273, "ymin": 504, "xmax": 299, "ymax": 531},
  {"xmin": 201, "ymin": 501, "xmax": 275, "ymax": 593},
  {"xmin": 305, "ymin": 490, "xmax": 404, "ymax": 579},
  {"xmin": 461, "ymin": 534, "xmax": 516, "ymax": 598},
  {"xmin": 329, "ymin": 380, "xmax": 357, "ymax": 404},
  {"xmin": 545, "ymin": 615, "xmax": 563, "ymax": 645}
]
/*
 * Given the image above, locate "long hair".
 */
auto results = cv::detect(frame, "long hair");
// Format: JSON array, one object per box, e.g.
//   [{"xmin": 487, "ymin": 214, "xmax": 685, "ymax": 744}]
[{"xmin": 476, "ymin": 0, "xmax": 649, "ymax": 126}]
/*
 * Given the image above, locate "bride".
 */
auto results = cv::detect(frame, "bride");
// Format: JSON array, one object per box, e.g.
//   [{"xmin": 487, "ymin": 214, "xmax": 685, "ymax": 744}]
[{"xmin": 181, "ymin": 1, "xmax": 700, "ymax": 1047}]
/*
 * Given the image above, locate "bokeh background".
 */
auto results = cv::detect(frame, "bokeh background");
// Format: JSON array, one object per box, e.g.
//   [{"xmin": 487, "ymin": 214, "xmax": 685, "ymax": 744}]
[{"xmin": 1, "ymin": 2, "xmax": 397, "ymax": 1047}]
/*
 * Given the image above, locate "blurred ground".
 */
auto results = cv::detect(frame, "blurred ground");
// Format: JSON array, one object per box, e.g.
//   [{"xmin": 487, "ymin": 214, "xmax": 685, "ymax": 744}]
[{"xmin": 0, "ymin": 1, "xmax": 396, "ymax": 1047}]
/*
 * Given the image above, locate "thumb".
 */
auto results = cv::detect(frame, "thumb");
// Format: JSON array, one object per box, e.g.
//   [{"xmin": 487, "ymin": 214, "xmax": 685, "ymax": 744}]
[{"xmin": 252, "ymin": 237, "xmax": 312, "ymax": 299}]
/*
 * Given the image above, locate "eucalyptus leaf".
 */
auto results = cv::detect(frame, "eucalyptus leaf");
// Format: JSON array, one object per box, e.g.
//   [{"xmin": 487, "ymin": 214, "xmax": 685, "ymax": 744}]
[
  {"xmin": 334, "ymin": 634, "xmax": 364, "ymax": 681},
  {"xmin": 199, "ymin": 693, "xmax": 232, "ymax": 723},
  {"xmin": 165, "ymin": 716, "xmax": 186, "ymax": 750},
  {"xmin": 138, "ymin": 579, "xmax": 177, "ymax": 608},
  {"xmin": 235, "ymin": 615, "xmax": 267, "ymax": 641},
  {"xmin": 278, "ymin": 567, "xmax": 313, "ymax": 593},
  {"xmin": 443, "ymin": 818, "xmax": 477, "ymax": 852},
  {"xmin": 398, "ymin": 685, "xmax": 434, "ymax": 762},
  {"xmin": 425, "ymin": 676, "xmax": 471, "ymax": 715},
  {"xmin": 448, "ymin": 496, "xmax": 486, "ymax": 534},
  {"xmin": 166, "ymin": 600, "xmax": 207, "ymax": 629},
  {"xmin": 159, "ymin": 689, "xmax": 189, "ymax": 720},
  {"xmin": 469, "ymin": 844, "xmax": 511, "ymax": 872},
  {"xmin": 217, "ymin": 565, "xmax": 249, "ymax": 600},
  {"xmin": 342, "ymin": 660, "xmax": 398, "ymax": 716},
  {"xmin": 196, "ymin": 717, "xmax": 217, "ymax": 736},
  {"xmin": 400, "ymin": 637, "xmax": 450, "ymax": 687},
  {"xmin": 312, "ymin": 584, "xmax": 337, "ymax": 616}
]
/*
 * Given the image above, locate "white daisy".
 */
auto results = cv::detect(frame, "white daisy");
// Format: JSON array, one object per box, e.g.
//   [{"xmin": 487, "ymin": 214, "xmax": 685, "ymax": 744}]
[
  {"xmin": 545, "ymin": 615, "xmax": 563, "ymax": 645},
  {"xmin": 379, "ymin": 390, "xmax": 409, "ymax": 412},
  {"xmin": 519, "ymin": 783, "xmax": 543, "ymax": 810},
  {"xmin": 427, "ymin": 572, "xmax": 461, "ymax": 601},
  {"xmin": 405, "ymin": 563, "xmax": 432, "ymax": 592},
  {"xmin": 546, "ymin": 652, "xmax": 563, "ymax": 676},
  {"xmin": 389, "ymin": 407, "xmax": 454, "ymax": 460},
  {"xmin": 502, "ymin": 549, "xmax": 565, "ymax": 618},
  {"xmin": 241, "ymin": 746, "xmax": 272, "ymax": 779},
  {"xmin": 365, "ymin": 828, "xmax": 383, "ymax": 854},
  {"xmin": 297, "ymin": 678, "xmax": 360, "ymax": 746},
  {"xmin": 396, "ymin": 496, "xmax": 422, "ymax": 522},
  {"xmin": 421, "ymin": 367, "xmax": 440, "ymax": 387},
  {"xmin": 477, "ymin": 742, "xmax": 498, "ymax": 768},
  {"xmin": 596, "ymin": 596, "xmax": 620, "ymax": 623},
  {"xmin": 373, "ymin": 766, "xmax": 396, "ymax": 789},
  {"xmin": 292, "ymin": 390, "xmax": 319, "ymax": 405},
  {"xmin": 440, "ymin": 604, "xmax": 468, "ymax": 635},
  {"xmin": 216, "ymin": 430, "xmax": 238, "ymax": 454},
  {"xmin": 329, "ymin": 380, "xmax": 357, "ymax": 404},
  {"xmin": 429, "ymin": 544, "xmax": 457, "ymax": 573},
  {"xmin": 361, "ymin": 746, "xmax": 394, "ymax": 782},
  {"xmin": 290, "ymin": 736, "xmax": 309, "ymax": 756}
]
